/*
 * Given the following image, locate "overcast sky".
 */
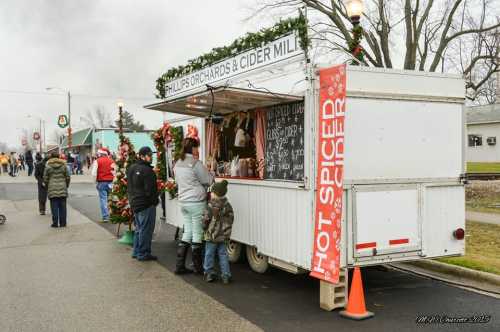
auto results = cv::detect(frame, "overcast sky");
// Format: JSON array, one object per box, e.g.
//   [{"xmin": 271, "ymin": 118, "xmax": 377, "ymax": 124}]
[{"xmin": 0, "ymin": 0, "xmax": 255, "ymax": 148}]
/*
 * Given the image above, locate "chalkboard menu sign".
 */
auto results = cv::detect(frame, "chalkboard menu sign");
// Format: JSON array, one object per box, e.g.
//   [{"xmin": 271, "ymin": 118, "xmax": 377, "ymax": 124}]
[{"xmin": 265, "ymin": 101, "xmax": 305, "ymax": 181}]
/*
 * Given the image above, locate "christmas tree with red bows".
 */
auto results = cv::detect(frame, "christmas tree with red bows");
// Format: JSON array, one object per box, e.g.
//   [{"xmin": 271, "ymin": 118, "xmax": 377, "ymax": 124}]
[{"xmin": 109, "ymin": 105, "xmax": 136, "ymax": 226}]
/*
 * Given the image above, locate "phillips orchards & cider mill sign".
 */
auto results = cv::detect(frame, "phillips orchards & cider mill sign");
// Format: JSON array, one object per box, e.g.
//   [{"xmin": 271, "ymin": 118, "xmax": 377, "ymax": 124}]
[
  {"xmin": 163, "ymin": 34, "xmax": 303, "ymax": 98},
  {"xmin": 310, "ymin": 64, "xmax": 346, "ymax": 284}
]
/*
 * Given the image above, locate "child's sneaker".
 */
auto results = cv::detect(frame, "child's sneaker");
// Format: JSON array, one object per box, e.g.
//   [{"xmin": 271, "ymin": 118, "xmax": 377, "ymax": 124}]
[
  {"xmin": 205, "ymin": 273, "xmax": 216, "ymax": 283},
  {"xmin": 221, "ymin": 276, "xmax": 231, "ymax": 284}
]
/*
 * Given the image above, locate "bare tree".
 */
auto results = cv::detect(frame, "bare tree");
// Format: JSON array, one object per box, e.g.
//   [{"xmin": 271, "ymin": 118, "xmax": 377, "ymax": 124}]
[
  {"xmin": 253, "ymin": 0, "xmax": 499, "ymax": 102},
  {"xmin": 81, "ymin": 105, "xmax": 113, "ymax": 128}
]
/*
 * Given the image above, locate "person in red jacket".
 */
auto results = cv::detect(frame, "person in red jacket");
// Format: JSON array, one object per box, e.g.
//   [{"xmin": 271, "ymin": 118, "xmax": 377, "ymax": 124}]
[{"xmin": 91, "ymin": 148, "xmax": 115, "ymax": 222}]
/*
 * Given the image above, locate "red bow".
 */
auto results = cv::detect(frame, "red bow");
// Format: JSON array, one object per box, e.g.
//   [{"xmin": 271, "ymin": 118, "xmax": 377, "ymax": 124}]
[
  {"xmin": 187, "ymin": 124, "xmax": 199, "ymax": 142},
  {"xmin": 162, "ymin": 122, "xmax": 172, "ymax": 146}
]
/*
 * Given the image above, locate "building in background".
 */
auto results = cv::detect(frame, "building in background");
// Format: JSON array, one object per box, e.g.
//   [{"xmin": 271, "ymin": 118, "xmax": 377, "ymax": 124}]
[
  {"xmin": 58, "ymin": 128, "xmax": 155, "ymax": 161},
  {"xmin": 466, "ymin": 104, "xmax": 500, "ymax": 162}
]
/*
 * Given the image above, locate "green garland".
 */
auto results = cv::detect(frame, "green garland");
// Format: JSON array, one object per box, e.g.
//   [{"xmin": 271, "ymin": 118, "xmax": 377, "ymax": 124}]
[
  {"xmin": 169, "ymin": 126, "xmax": 184, "ymax": 160},
  {"xmin": 155, "ymin": 12, "xmax": 310, "ymax": 99},
  {"xmin": 348, "ymin": 25, "xmax": 364, "ymax": 65}
]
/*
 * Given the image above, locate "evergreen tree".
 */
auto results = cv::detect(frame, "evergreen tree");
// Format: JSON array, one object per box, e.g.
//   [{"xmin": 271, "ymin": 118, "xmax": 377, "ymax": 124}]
[{"xmin": 115, "ymin": 111, "xmax": 145, "ymax": 131}]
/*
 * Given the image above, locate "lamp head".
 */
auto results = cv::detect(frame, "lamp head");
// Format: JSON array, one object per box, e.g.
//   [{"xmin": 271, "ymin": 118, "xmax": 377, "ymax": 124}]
[
  {"xmin": 346, "ymin": 0, "xmax": 364, "ymax": 24},
  {"xmin": 117, "ymin": 100, "xmax": 124, "ymax": 109}
]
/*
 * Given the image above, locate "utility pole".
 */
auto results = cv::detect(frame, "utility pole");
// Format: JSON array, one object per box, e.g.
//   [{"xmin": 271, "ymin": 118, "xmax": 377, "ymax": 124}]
[
  {"xmin": 39, "ymin": 118, "xmax": 42, "ymax": 154},
  {"xmin": 67, "ymin": 91, "xmax": 72, "ymax": 149},
  {"xmin": 46, "ymin": 87, "xmax": 72, "ymax": 150}
]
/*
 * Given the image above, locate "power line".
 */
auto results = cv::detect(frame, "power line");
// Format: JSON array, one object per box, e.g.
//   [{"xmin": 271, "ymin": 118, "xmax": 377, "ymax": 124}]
[{"xmin": 0, "ymin": 89, "xmax": 154, "ymax": 100}]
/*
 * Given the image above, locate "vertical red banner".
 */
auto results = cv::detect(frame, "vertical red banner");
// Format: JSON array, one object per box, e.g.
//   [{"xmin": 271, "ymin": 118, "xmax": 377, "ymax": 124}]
[{"xmin": 310, "ymin": 64, "xmax": 346, "ymax": 284}]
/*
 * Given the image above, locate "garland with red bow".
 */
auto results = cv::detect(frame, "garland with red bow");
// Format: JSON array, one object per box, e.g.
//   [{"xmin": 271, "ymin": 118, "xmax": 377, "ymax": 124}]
[
  {"xmin": 152, "ymin": 122, "xmax": 180, "ymax": 199},
  {"xmin": 109, "ymin": 107, "xmax": 136, "ymax": 225}
]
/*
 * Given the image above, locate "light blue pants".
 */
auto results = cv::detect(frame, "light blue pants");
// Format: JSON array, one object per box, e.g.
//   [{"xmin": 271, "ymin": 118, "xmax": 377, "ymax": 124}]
[
  {"xmin": 96, "ymin": 181, "xmax": 111, "ymax": 220},
  {"xmin": 180, "ymin": 202, "xmax": 206, "ymax": 244}
]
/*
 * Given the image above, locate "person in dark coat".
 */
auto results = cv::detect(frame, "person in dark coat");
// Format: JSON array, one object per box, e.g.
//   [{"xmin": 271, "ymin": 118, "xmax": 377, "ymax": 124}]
[
  {"xmin": 127, "ymin": 146, "xmax": 159, "ymax": 261},
  {"xmin": 34, "ymin": 153, "xmax": 48, "ymax": 215},
  {"xmin": 43, "ymin": 152, "xmax": 71, "ymax": 227},
  {"xmin": 25, "ymin": 150, "xmax": 34, "ymax": 176}
]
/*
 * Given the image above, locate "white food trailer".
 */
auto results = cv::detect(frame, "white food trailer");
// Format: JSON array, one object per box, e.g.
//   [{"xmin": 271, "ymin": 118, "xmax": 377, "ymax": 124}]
[{"xmin": 146, "ymin": 33, "xmax": 465, "ymax": 310}]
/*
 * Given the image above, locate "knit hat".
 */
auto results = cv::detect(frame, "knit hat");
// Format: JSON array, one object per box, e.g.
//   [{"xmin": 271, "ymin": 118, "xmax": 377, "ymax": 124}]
[
  {"xmin": 138, "ymin": 146, "xmax": 153, "ymax": 157},
  {"xmin": 211, "ymin": 180, "xmax": 228, "ymax": 197}
]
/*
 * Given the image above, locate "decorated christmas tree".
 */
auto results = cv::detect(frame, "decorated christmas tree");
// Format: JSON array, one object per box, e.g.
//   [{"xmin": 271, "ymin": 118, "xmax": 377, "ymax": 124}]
[{"xmin": 109, "ymin": 104, "xmax": 136, "ymax": 237}]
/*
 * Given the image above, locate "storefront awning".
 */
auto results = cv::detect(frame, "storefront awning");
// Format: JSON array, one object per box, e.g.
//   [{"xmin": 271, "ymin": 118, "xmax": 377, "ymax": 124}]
[
  {"xmin": 144, "ymin": 87, "xmax": 303, "ymax": 117},
  {"xmin": 60, "ymin": 128, "xmax": 93, "ymax": 150}
]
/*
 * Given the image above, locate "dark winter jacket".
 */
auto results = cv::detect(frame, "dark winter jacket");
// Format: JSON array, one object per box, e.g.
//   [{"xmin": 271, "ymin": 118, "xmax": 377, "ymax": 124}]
[
  {"xmin": 202, "ymin": 196, "xmax": 234, "ymax": 243},
  {"xmin": 25, "ymin": 151, "xmax": 33, "ymax": 163},
  {"xmin": 35, "ymin": 158, "xmax": 47, "ymax": 183},
  {"xmin": 43, "ymin": 158, "xmax": 70, "ymax": 198},
  {"xmin": 127, "ymin": 160, "xmax": 159, "ymax": 213}
]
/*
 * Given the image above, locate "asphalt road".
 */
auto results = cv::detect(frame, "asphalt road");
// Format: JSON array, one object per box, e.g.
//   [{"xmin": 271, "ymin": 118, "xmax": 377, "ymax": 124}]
[{"xmin": 1, "ymin": 182, "xmax": 499, "ymax": 332}]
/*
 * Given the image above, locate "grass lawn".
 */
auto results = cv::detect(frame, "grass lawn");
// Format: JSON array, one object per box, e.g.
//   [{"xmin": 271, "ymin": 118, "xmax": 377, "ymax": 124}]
[
  {"xmin": 467, "ymin": 162, "xmax": 500, "ymax": 173},
  {"xmin": 465, "ymin": 182, "xmax": 500, "ymax": 214},
  {"xmin": 437, "ymin": 221, "xmax": 500, "ymax": 275}
]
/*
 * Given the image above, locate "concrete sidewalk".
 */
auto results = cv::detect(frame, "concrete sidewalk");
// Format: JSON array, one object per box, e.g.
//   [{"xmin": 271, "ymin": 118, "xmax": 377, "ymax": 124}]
[
  {"xmin": 466, "ymin": 210, "xmax": 500, "ymax": 225},
  {"xmin": 0, "ymin": 199, "xmax": 259, "ymax": 332}
]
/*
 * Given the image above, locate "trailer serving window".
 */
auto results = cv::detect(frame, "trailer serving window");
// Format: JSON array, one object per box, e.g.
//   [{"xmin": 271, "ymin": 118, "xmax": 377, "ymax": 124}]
[{"xmin": 145, "ymin": 86, "xmax": 305, "ymax": 183}]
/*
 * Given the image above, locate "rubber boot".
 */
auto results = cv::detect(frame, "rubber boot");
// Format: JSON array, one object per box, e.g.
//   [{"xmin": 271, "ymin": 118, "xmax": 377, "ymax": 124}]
[
  {"xmin": 191, "ymin": 243, "xmax": 204, "ymax": 275},
  {"xmin": 174, "ymin": 241, "xmax": 192, "ymax": 275}
]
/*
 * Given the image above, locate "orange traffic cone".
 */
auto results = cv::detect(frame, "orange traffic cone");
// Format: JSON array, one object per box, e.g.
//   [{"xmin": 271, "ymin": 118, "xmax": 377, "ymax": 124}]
[{"xmin": 339, "ymin": 267, "xmax": 374, "ymax": 320}]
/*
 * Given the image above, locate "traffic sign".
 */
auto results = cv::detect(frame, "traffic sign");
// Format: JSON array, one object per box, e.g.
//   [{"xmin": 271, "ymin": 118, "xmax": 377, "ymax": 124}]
[
  {"xmin": 33, "ymin": 132, "xmax": 40, "ymax": 141},
  {"xmin": 58, "ymin": 115, "xmax": 68, "ymax": 128}
]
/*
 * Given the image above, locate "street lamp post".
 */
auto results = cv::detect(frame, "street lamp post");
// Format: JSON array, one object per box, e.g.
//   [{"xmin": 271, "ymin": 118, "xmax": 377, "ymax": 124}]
[
  {"xmin": 345, "ymin": 0, "xmax": 365, "ymax": 64},
  {"xmin": 46, "ymin": 87, "xmax": 72, "ymax": 149}
]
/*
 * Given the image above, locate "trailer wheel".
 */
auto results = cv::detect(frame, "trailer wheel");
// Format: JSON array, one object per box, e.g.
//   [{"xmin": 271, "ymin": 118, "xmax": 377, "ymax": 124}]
[
  {"xmin": 246, "ymin": 246, "xmax": 269, "ymax": 273},
  {"xmin": 226, "ymin": 240, "xmax": 243, "ymax": 263}
]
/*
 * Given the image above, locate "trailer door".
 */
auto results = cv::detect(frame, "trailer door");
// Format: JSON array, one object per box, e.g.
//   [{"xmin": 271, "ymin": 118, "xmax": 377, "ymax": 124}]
[{"xmin": 352, "ymin": 184, "xmax": 422, "ymax": 258}]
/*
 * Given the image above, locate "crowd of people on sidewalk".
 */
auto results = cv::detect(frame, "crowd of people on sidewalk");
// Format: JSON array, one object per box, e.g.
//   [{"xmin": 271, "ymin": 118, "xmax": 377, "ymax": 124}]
[
  {"xmin": 0, "ymin": 150, "xmax": 89, "ymax": 177},
  {"xmin": 0, "ymin": 151, "xmax": 31, "ymax": 177},
  {"xmin": 28, "ymin": 138, "xmax": 235, "ymax": 285}
]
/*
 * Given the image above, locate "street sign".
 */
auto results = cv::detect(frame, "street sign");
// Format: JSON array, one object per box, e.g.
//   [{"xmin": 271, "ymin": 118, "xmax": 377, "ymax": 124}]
[
  {"xmin": 57, "ymin": 115, "xmax": 68, "ymax": 128},
  {"xmin": 33, "ymin": 132, "xmax": 40, "ymax": 141}
]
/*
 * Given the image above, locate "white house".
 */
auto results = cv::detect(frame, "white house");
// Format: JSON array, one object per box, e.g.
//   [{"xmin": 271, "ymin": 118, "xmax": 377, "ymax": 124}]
[{"xmin": 467, "ymin": 103, "xmax": 500, "ymax": 162}]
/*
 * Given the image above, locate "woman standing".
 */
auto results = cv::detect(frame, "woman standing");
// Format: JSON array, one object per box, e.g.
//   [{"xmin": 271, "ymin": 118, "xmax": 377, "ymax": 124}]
[
  {"xmin": 34, "ymin": 153, "xmax": 48, "ymax": 215},
  {"xmin": 43, "ymin": 152, "xmax": 71, "ymax": 228},
  {"xmin": 174, "ymin": 138, "xmax": 214, "ymax": 274}
]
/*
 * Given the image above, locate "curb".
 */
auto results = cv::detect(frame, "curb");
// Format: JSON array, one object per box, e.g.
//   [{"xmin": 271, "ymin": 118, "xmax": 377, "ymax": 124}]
[{"xmin": 407, "ymin": 259, "xmax": 500, "ymax": 287}]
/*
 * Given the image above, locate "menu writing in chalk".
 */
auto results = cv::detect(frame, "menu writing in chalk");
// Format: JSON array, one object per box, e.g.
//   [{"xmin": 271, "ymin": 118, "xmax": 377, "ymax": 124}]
[{"xmin": 265, "ymin": 101, "xmax": 305, "ymax": 181}]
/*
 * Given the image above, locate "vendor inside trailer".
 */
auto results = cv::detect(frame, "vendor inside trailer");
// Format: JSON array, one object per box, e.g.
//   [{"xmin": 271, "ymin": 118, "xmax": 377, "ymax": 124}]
[{"xmin": 146, "ymin": 86, "xmax": 305, "ymax": 182}]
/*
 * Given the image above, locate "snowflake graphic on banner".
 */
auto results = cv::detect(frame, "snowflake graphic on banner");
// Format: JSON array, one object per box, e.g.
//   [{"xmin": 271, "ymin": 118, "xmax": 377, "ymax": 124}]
[
  {"xmin": 328, "ymin": 86, "xmax": 335, "ymax": 96},
  {"xmin": 329, "ymin": 260, "xmax": 337, "ymax": 272},
  {"xmin": 335, "ymin": 238, "xmax": 341, "ymax": 251},
  {"xmin": 338, "ymin": 83, "xmax": 344, "ymax": 94}
]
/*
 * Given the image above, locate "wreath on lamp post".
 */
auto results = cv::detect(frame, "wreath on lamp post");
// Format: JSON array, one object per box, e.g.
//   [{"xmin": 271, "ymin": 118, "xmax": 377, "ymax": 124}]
[{"xmin": 152, "ymin": 122, "xmax": 184, "ymax": 199}]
